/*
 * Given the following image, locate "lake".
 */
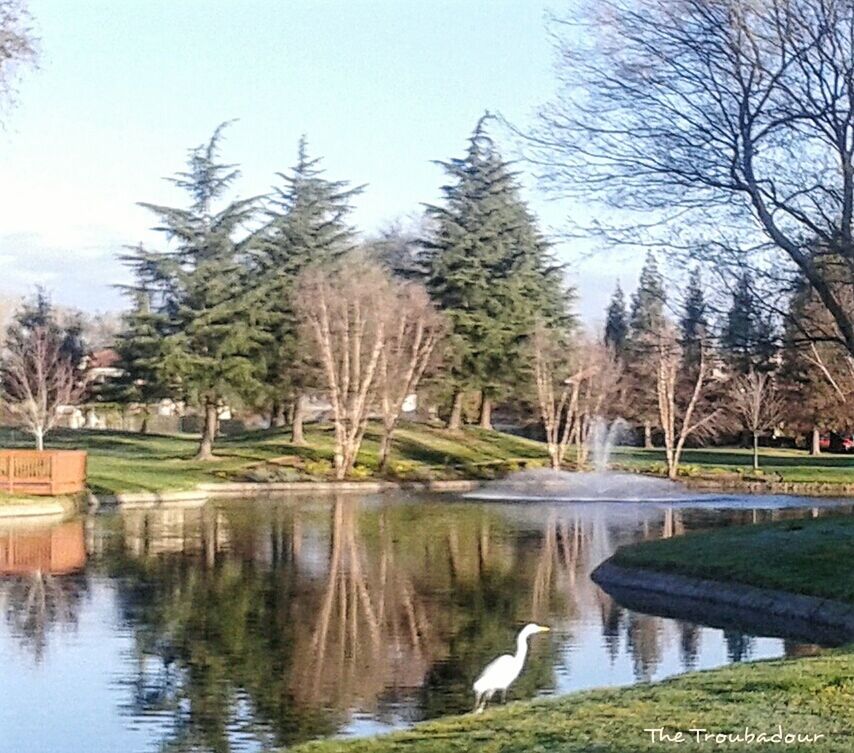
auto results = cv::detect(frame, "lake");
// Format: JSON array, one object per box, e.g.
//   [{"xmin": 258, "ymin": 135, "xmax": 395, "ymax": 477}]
[{"xmin": 0, "ymin": 492, "xmax": 851, "ymax": 752}]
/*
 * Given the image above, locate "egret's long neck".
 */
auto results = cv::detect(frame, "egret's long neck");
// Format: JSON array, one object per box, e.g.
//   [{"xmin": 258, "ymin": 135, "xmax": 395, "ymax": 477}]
[{"xmin": 514, "ymin": 632, "xmax": 530, "ymax": 665}]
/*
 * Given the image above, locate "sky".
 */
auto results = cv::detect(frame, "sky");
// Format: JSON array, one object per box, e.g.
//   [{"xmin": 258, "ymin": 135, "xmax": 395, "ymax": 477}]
[{"xmin": 0, "ymin": 0, "xmax": 637, "ymax": 323}]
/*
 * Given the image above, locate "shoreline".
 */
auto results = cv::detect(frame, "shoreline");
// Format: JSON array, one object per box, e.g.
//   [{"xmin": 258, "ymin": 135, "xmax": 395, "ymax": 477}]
[
  {"xmin": 89, "ymin": 478, "xmax": 481, "ymax": 510},
  {"xmin": 680, "ymin": 475, "xmax": 854, "ymax": 497},
  {"xmin": 591, "ymin": 560, "xmax": 854, "ymax": 641},
  {"xmin": 76, "ymin": 472, "xmax": 854, "ymax": 511},
  {"xmin": 0, "ymin": 495, "xmax": 80, "ymax": 519},
  {"xmin": 9, "ymin": 467, "xmax": 854, "ymax": 514},
  {"xmin": 91, "ymin": 472, "xmax": 854, "ymax": 510}
]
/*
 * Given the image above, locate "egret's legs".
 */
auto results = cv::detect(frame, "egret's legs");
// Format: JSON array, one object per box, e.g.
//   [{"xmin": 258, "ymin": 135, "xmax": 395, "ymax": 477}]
[
  {"xmin": 473, "ymin": 692, "xmax": 484, "ymax": 714},
  {"xmin": 475, "ymin": 690, "xmax": 495, "ymax": 714}
]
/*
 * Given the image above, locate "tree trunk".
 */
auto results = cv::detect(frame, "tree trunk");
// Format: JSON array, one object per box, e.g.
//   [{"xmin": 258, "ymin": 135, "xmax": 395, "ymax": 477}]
[
  {"xmin": 753, "ymin": 431, "xmax": 760, "ymax": 470},
  {"xmin": 666, "ymin": 454, "xmax": 678, "ymax": 480},
  {"xmin": 378, "ymin": 429, "xmax": 393, "ymax": 472},
  {"xmin": 479, "ymin": 394, "xmax": 493, "ymax": 430},
  {"xmin": 271, "ymin": 400, "xmax": 286, "ymax": 429},
  {"xmin": 810, "ymin": 426, "xmax": 821, "ymax": 456},
  {"xmin": 195, "ymin": 402, "xmax": 218, "ymax": 461},
  {"xmin": 643, "ymin": 421, "xmax": 653, "ymax": 449},
  {"xmin": 447, "ymin": 390, "xmax": 464, "ymax": 431},
  {"xmin": 35, "ymin": 429, "xmax": 44, "ymax": 451},
  {"xmin": 139, "ymin": 407, "xmax": 150, "ymax": 435},
  {"xmin": 291, "ymin": 393, "xmax": 307, "ymax": 446}
]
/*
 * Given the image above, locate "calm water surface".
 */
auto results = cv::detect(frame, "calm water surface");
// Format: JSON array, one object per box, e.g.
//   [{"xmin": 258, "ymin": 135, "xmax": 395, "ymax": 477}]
[{"xmin": 0, "ymin": 492, "xmax": 851, "ymax": 752}]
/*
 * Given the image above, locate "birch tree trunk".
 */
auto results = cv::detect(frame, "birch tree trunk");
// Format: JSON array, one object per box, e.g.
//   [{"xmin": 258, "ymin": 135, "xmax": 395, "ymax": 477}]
[{"xmin": 753, "ymin": 431, "xmax": 760, "ymax": 471}]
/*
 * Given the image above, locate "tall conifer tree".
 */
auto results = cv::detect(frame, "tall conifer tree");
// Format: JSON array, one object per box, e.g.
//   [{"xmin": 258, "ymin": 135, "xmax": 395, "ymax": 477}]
[
  {"xmin": 106, "ymin": 287, "xmax": 171, "ymax": 431},
  {"xmin": 424, "ymin": 115, "xmax": 571, "ymax": 429},
  {"xmin": 722, "ymin": 273, "xmax": 776, "ymax": 374},
  {"xmin": 124, "ymin": 123, "xmax": 266, "ymax": 459},
  {"xmin": 254, "ymin": 137, "xmax": 363, "ymax": 440},
  {"xmin": 680, "ymin": 268, "xmax": 708, "ymax": 369},
  {"xmin": 604, "ymin": 283, "xmax": 628, "ymax": 354},
  {"xmin": 626, "ymin": 253, "xmax": 666, "ymax": 447}
]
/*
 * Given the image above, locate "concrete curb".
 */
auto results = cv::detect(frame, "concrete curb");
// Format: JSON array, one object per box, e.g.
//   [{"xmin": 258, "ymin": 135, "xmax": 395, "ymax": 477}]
[
  {"xmin": 681, "ymin": 476, "xmax": 854, "ymax": 496},
  {"xmin": 0, "ymin": 498, "xmax": 73, "ymax": 519},
  {"xmin": 92, "ymin": 478, "xmax": 481, "ymax": 509},
  {"xmin": 591, "ymin": 560, "xmax": 854, "ymax": 640}
]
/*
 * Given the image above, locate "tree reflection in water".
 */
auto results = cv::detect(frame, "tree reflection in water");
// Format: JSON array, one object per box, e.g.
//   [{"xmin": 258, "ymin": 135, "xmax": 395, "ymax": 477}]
[
  {"xmin": 0, "ymin": 520, "xmax": 87, "ymax": 662},
  {"xmin": 87, "ymin": 497, "xmax": 833, "ymax": 751}
]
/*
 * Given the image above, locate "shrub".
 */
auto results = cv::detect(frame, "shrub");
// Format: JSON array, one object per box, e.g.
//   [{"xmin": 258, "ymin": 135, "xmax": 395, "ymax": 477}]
[
  {"xmin": 348, "ymin": 464, "xmax": 372, "ymax": 480},
  {"xmin": 304, "ymin": 459, "xmax": 333, "ymax": 478}
]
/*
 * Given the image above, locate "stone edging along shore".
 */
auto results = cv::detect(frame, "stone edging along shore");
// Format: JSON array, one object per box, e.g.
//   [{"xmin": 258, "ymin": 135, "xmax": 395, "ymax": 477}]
[
  {"xmin": 591, "ymin": 560, "xmax": 854, "ymax": 638},
  {"xmin": 682, "ymin": 476, "xmax": 854, "ymax": 496},
  {"xmin": 90, "ymin": 478, "xmax": 480, "ymax": 510},
  {"xmin": 0, "ymin": 497, "xmax": 76, "ymax": 519}
]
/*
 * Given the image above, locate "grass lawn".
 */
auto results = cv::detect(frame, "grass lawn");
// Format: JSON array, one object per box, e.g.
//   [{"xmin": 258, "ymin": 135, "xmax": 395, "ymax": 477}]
[
  {"xmin": 0, "ymin": 423, "xmax": 548, "ymax": 494},
  {"xmin": 610, "ymin": 515, "xmax": 854, "ymax": 605},
  {"xmin": 291, "ymin": 650, "xmax": 854, "ymax": 752},
  {"xmin": 4, "ymin": 424, "xmax": 854, "ymax": 494},
  {"xmin": 614, "ymin": 445, "xmax": 854, "ymax": 484}
]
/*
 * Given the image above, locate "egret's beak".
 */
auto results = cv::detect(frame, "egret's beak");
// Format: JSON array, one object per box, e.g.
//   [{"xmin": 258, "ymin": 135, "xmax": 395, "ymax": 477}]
[{"xmin": 538, "ymin": 626, "xmax": 551, "ymax": 633}]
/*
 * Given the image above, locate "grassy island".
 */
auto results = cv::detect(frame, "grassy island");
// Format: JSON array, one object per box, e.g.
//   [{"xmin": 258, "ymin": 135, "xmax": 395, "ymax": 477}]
[{"xmin": 610, "ymin": 516, "xmax": 854, "ymax": 605}]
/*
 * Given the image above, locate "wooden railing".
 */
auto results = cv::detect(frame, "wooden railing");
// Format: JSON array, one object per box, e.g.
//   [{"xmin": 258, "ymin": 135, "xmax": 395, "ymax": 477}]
[{"xmin": 0, "ymin": 450, "xmax": 87, "ymax": 496}]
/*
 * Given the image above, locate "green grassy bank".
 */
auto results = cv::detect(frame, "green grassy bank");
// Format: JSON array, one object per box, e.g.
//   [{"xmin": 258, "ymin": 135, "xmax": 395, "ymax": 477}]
[
  {"xmin": 611, "ymin": 515, "xmax": 854, "ymax": 605},
  {"xmin": 291, "ymin": 651, "xmax": 854, "ymax": 752},
  {"xmin": 616, "ymin": 445, "xmax": 854, "ymax": 485},
  {"xmin": 5, "ymin": 424, "xmax": 854, "ymax": 494},
  {"xmin": 0, "ymin": 424, "xmax": 547, "ymax": 494}
]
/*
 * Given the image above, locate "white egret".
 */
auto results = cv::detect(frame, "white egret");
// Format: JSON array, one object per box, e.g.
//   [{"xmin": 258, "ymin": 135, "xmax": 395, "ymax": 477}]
[{"xmin": 472, "ymin": 623, "xmax": 550, "ymax": 713}]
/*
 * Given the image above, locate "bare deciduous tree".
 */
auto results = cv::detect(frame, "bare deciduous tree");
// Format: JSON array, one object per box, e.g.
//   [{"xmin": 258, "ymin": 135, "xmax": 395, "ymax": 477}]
[
  {"xmin": 529, "ymin": 0, "xmax": 854, "ymax": 355},
  {"xmin": 656, "ymin": 331, "xmax": 721, "ymax": 480},
  {"xmin": 730, "ymin": 371, "xmax": 785, "ymax": 470},
  {"xmin": 531, "ymin": 327, "xmax": 621, "ymax": 470},
  {"xmin": 376, "ymin": 284, "xmax": 444, "ymax": 470},
  {"xmin": 0, "ymin": 0, "xmax": 37, "ymax": 116},
  {"xmin": 2, "ymin": 325, "xmax": 84, "ymax": 449},
  {"xmin": 296, "ymin": 260, "xmax": 393, "ymax": 479},
  {"xmin": 531, "ymin": 325, "xmax": 580, "ymax": 470}
]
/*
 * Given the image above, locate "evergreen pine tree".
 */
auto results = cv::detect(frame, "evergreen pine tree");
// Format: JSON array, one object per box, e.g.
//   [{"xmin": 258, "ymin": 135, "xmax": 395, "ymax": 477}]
[
  {"xmin": 722, "ymin": 273, "xmax": 777, "ymax": 373},
  {"xmin": 126, "ymin": 123, "xmax": 267, "ymax": 459},
  {"xmin": 6, "ymin": 287, "xmax": 86, "ymax": 368},
  {"xmin": 604, "ymin": 283, "xmax": 628, "ymax": 354},
  {"xmin": 254, "ymin": 136, "xmax": 363, "ymax": 439},
  {"xmin": 779, "ymin": 274, "xmax": 854, "ymax": 452},
  {"xmin": 680, "ymin": 268, "xmax": 708, "ymax": 368},
  {"xmin": 630, "ymin": 254, "xmax": 666, "ymax": 336},
  {"xmin": 424, "ymin": 115, "xmax": 572, "ymax": 429},
  {"xmin": 104, "ymin": 286, "xmax": 172, "ymax": 431},
  {"xmin": 625, "ymin": 253, "xmax": 667, "ymax": 447}
]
